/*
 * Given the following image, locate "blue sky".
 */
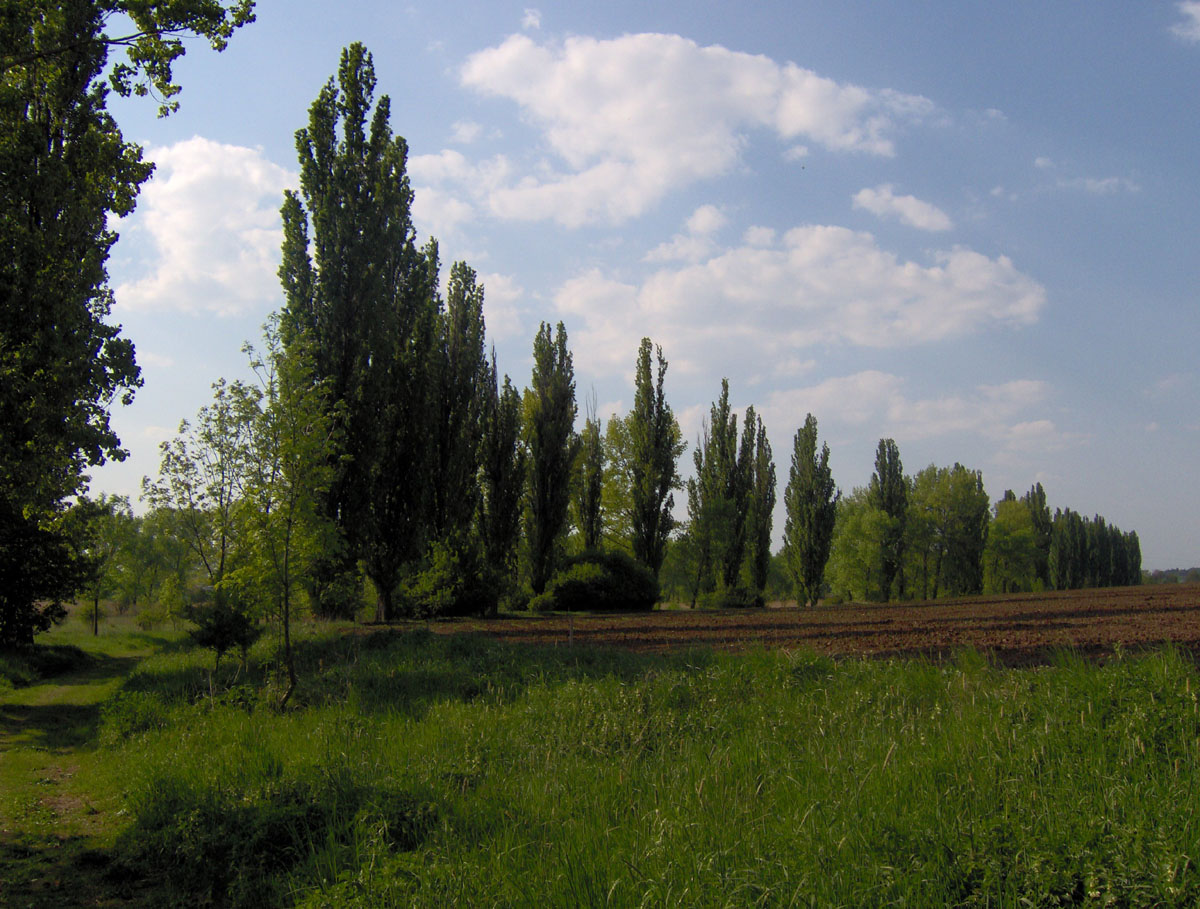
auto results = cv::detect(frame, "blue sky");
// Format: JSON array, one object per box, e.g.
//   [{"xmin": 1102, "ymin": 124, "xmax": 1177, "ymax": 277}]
[{"xmin": 94, "ymin": 1, "xmax": 1200, "ymax": 569}]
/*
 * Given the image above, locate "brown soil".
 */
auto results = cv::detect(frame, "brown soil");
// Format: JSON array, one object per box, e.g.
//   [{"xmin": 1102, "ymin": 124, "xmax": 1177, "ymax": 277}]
[{"xmin": 429, "ymin": 584, "xmax": 1200, "ymax": 665}]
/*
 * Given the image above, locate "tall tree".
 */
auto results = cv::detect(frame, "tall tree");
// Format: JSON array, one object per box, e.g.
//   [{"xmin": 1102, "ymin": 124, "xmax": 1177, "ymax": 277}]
[
  {"xmin": 478, "ymin": 358, "xmax": 526, "ymax": 592},
  {"xmin": 746, "ymin": 412, "xmax": 776, "ymax": 595},
  {"xmin": 627, "ymin": 339, "xmax": 685, "ymax": 578},
  {"xmin": 1021, "ymin": 482, "xmax": 1052, "ymax": 587},
  {"xmin": 525, "ymin": 321, "xmax": 578, "ymax": 594},
  {"xmin": 0, "ymin": 1, "xmax": 254, "ymax": 647},
  {"xmin": 430, "ymin": 261, "xmax": 489, "ymax": 542},
  {"xmin": 278, "ymin": 43, "xmax": 438, "ymax": 620},
  {"xmin": 782, "ymin": 414, "xmax": 839, "ymax": 607},
  {"xmin": 983, "ymin": 496, "xmax": 1038, "ymax": 594},
  {"xmin": 237, "ymin": 318, "xmax": 338, "ymax": 705},
  {"xmin": 574, "ymin": 411, "xmax": 605, "ymax": 552},
  {"xmin": 868, "ymin": 439, "xmax": 907, "ymax": 601}
]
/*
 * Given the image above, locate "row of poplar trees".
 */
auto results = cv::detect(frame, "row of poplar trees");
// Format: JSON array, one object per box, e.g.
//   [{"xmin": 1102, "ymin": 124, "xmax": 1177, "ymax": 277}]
[
  {"xmin": 266, "ymin": 44, "xmax": 711, "ymax": 619},
  {"xmin": 811, "ymin": 439, "xmax": 1142, "ymax": 604}
]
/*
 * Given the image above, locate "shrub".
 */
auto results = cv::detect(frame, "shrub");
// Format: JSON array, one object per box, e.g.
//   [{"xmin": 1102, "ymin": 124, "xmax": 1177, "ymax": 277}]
[
  {"xmin": 189, "ymin": 595, "xmax": 262, "ymax": 673},
  {"xmin": 536, "ymin": 549, "xmax": 659, "ymax": 612},
  {"xmin": 697, "ymin": 586, "xmax": 765, "ymax": 609},
  {"xmin": 400, "ymin": 541, "xmax": 498, "ymax": 618}
]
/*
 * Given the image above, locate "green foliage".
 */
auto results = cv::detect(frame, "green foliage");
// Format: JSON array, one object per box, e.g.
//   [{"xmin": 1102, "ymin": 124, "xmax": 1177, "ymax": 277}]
[
  {"xmin": 825, "ymin": 488, "xmax": 890, "ymax": 602},
  {"xmin": 400, "ymin": 540, "xmax": 497, "ymax": 619},
  {"xmin": 93, "ymin": 630, "xmax": 1200, "ymax": 907},
  {"xmin": 1049, "ymin": 507, "xmax": 1142, "ymax": 590},
  {"xmin": 869, "ymin": 438, "xmax": 908, "ymax": 601},
  {"xmin": 983, "ymin": 496, "xmax": 1040, "ymax": 593},
  {"xmin": 143, "ymin": 378, "xmax": 260, "ymax": 585},
  {"xmin": 279, "ymin": 43, "xmax": 438, "ymax": 621},
  {"xmin": 535, "ymin": 549, "xmax": 660, "ymax": 612},
  {"xmin": 479, "ymin": 364, "xmax": 526, "ymax": 588},
  {"xmin": 626, "ymin": 339, "xmax": 685, "ymax": 578},
  {"xmin": 904, "ymin": 462, "xmax": 990, "ymax": 600},
  {"xmin": 0, "ymin": 1, "xmax": 253, "ymax": 648},
  {"xmin": 782, "ymin": 413, "xmax": 838, "ymax": 607},
  {"xmin": 573, "ymin": 413, "xmax": 605, "ymax": 552},
  {"xmin": 684, "ymin": 379, "xmax": 755, "ymax": 602},
  {"xmin": 745, "ymin": 411, "xmax": 776, "ymax": 594},
  {"xmin": 696, "ymin": 585, "xmax": 764, "ymax": 609},
  {"xmin": 189, "ymin": 596, "xmax": 262, "ymax": 673},
  {"xmin": 430, "ymin": 261, "xmax": 489, "ymax": 541},
  {"xmin": 525, "ymin": 321, "xmax": 579, "ymax": 594}
]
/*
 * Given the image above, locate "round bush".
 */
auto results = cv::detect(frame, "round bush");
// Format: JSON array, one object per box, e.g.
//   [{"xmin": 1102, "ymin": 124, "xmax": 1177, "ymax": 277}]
[{"xmin": 539, "ymin": 549, "xmax": 659, "ymax": 612}]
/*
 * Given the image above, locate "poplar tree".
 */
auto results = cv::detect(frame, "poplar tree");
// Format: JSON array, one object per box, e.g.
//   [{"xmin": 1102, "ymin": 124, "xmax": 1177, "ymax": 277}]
[
  {"xmin": 430, "ymin": 261, "xmax": 489, "ymax": 542},
  {"xmin": 746, "ymin": 411, "xmax": 776, "ymax": 594},
  {"xmin": 782, "ymin": 414, "xmax": 839, "ymax": 607},
  {"xmin": 869, "ymin": 438, "xmax": 907, "ymax": 601},
  {"xmin": 574, "ymin": 414, "xmax": 605, "ymax": 552},
  {"xmin": 479, "ymin": 357, "xmax": 526, "ymax": 589},
  {"xmin": 627, "ymin": 339, "xmax": 685, "ymax": 578},
  {"xmin": 526, "ymin": 322, "xmax": 578, "ymax": 594},
  {"xmin": 278, "ymin": 43, "xmax": 438, "ymax": 619},
  {"xmin": 685, "ymin": 380, "xmax": 745, "ymax": 597}
]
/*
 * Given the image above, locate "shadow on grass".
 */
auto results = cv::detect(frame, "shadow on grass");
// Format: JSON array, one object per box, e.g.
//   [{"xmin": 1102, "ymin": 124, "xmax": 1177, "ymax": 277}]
[
  {"xmin": 0, "ymin": 830, "xmax": 155, "ymax": 909},
  {"xmin": 107, "ymin": 626, "xmax": 720, "ymax": 721},
  {"xmin": 0, "ymin": 653, "xmax": 141, "ymax": 751}
]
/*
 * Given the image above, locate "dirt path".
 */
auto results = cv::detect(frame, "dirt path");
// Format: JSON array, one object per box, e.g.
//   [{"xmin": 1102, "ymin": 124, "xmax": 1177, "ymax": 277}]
[{"xmin": 0, "ymin": 640, "xmax": 156, "ymax": 908}]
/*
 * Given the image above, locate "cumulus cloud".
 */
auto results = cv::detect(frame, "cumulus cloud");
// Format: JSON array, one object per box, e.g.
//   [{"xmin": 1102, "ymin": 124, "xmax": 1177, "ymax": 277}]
[
  {"xmin": 450, "ymin": 120, "xmax": 483, "ymax": 144},
  {"xmin": 478, "ymin": 272, "xmax": 527, "ymax": 342},
  {"xmin": 852, "ymin": 184, "xmax": 953, "ymax": 231},
  {"xmin": 555, "ymin": 225, "xmax": 1045, "ymax": 379},
  {"xmin": 762, "ymin": 372, "xmax": 1065, "ymax": 455},
  {"xmin": 643, "ymin": 204, "xmax": 727, "ymax": 263},
  {"xmin": 1172, "ymin": 1, "xmax": 1200, "ymax": 42},
  {"xmin": 444, "ymin": 32, "xmax": 934, "ymax": 226},
  {"xmin": 114, "ymin": 137, "xmax": 294, "ymax": 316}
]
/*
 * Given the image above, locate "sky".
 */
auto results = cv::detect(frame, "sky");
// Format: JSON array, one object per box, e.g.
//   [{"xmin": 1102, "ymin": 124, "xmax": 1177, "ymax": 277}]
[{"xmin": 92, "ymin": 1, "xmax": 1200, "ymax": 570}]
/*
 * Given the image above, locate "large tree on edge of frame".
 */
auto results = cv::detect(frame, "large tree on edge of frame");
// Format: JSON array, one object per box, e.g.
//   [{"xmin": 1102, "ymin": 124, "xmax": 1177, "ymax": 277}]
[{"xmin": 0, "ymin": 0, "xmax": 254, "ymax": 647}]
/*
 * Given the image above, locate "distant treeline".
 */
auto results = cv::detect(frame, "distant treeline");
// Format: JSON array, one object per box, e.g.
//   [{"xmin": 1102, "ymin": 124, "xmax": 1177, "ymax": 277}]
[{"xmin": 1144, "ymin": 568, "xmax": 1200, "ymax": 585}]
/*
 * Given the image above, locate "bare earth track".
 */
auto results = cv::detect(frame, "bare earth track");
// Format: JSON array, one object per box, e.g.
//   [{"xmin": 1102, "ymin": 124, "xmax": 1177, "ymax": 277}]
[{"xmin": 431, "ymin": 584, "xmax": 1200, "ymax": 665}]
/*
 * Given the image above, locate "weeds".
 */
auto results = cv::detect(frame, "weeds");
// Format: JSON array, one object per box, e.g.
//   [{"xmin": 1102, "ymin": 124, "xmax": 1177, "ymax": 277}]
[{"xmin": 15, "ymin": 619, "xmax": 1200, "ymax": 907}]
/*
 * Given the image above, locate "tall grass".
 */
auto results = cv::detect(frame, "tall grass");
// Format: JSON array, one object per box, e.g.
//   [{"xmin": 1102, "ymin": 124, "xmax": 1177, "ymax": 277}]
[{"xmin": 98, "ymin": 630, "xmax": 1200, "ymax": 907}]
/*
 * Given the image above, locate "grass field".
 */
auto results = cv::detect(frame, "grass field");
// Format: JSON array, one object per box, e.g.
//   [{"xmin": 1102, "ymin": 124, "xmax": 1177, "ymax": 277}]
[{"xmin": 3, "ymin": 603, "xmax": 1200, "ymax": 907}]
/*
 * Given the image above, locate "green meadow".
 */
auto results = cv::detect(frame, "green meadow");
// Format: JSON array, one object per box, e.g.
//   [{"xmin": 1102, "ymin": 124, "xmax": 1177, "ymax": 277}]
[{"xmin": 3, "ymin": 616, "xmax": 1200, "ymax": 907}]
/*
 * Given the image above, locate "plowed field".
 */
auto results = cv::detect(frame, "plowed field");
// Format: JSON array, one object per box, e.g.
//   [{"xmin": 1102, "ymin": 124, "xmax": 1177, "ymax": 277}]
[{"xmin": 433, "ymin": 584, "xmax": 1200, "ymax": 664}]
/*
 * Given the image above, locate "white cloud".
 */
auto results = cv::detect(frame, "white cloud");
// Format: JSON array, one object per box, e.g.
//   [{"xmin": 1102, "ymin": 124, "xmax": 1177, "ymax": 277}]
[
  {"xmin": 114, "ymin": 138, "xmax": 294, "ymax": 316},
  {"xmin": 522, "ymin": 8, "xmax": 542, "ymax": 30},
  {"xmin": 686, "ymin": 204, "xmax": 727, "ymax": 236},
  {"xmin": 762, "ymin": 373, "xmax": 1066, "ymax": 455},
  {"xmin": 450, "ymin": 120, "xmax": 483, "ymax": 144},
  {"xmin": 137, "ymin": 351, "xmax": 175, "ymax": 369},
  {"xmin": 643, "ymin": 204, "xmax": 727, "ymax": 263},
  {"xmin": 478, "ymin": 272, "xmax": 526, "ymax": 342},
  {"xmin": 1172, "ymin": 1, "xmax": 1200, "ymax": 42},
  {"xmin": 1059, "ymin": 176, "xmax": 1140, "ymax": 195},
  {"xmin": 411, "ymin": 186, "xmax": 476, "ymax": 239},
  {"xmin": 452, "ymin": 33, "xmax": 934, "ymax": 225},
  {"xmin": 852, "ymin": 184, "xmax": 953, "ymax": 231},
  {"xmin": 555, "ymin": 225, "xmax": 1045, "ymax": 379}
]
